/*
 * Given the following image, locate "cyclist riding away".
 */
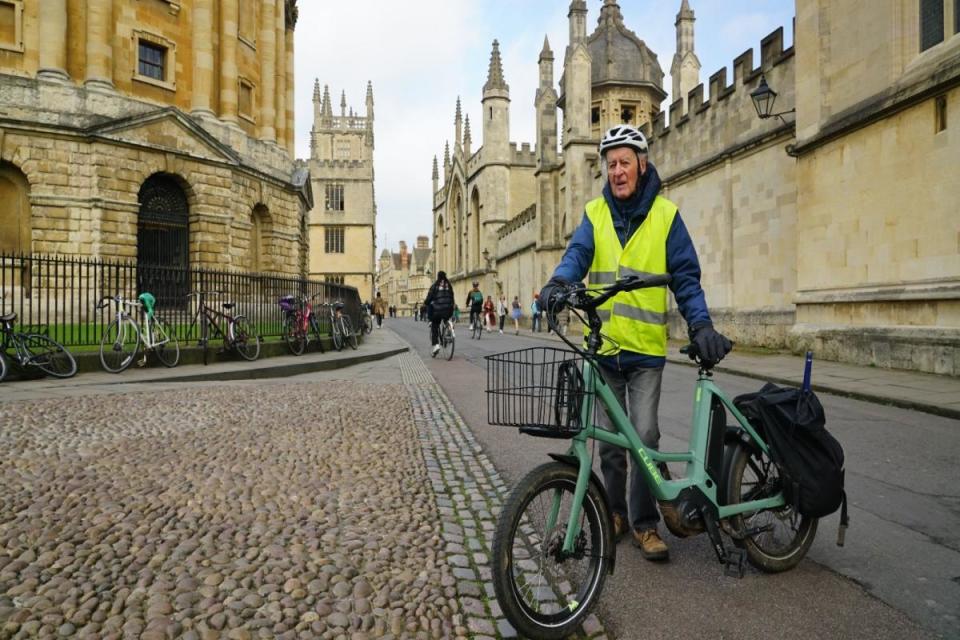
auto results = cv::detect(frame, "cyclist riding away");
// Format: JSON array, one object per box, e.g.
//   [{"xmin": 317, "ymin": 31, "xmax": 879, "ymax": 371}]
[
  {"xmin": 465, "ymin": 281, "xmax": 484, "ymax": 331},
  {"xmin": 540, "ymin": 124, "xmax": 732, "ymax": 561},
  {"xmin": 425, "ymin": 270, "xmax": 455, "ymax": 356}
]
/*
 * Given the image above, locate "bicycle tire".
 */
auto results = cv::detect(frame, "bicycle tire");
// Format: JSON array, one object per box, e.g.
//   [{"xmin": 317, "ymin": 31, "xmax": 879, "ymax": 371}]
[
  {"xmin": 341, "ymin": 316, "xmax": 358, "ymax": 350},
  {"xmin": 724, "ymin": 442, "xmax": 817, "ymax": 573},
  {"xmin": 473, "ymin": 319, "xmax": 483, "ymax": 340},
  {"xmin": 24, "ymin": 334, "xmax": 78, "ymax": 379},
  {"xmin": 0, "ymin": 351, "xmax": 9, "ymax": 383},
  {"xmin": 99, "ymin": 317, "xmax": 141, "ymax": 373},
  {"xmin": 442, "ymin": 324, "xmax": 455, "ymax": 361},
  {"xmin": 362, "ymin": 314, "xmax": 373, "ymax": 335},
  {"xmin": 492, "ymin": 462, "xmax": 612, "ymax": 640},
  {"xmin": 332, "ymin": 316, "xmax": 344, "ymax": 351},
  {"xmin": 309, "ymin": 316, "xmax": 325, "ymax": 353},
  {"xmin": 284, "ymin": 314, "xmax": 306, "ymax": 356},
  {"xmin": 230, "ymin": 315, "xmax": 261, "ymax": 361},
  {"xmin": 153, "ymin": 319, "xmax": 180, "ymax": 368}
]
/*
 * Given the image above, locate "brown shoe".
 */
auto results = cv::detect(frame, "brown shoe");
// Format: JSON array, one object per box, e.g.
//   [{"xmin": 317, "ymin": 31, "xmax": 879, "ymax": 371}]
[
  {"xmin": 633, "ymin": 528, "xmax": 669, "ymax": 561},
  {"xmin": 612, "ymin": 513, "xmax": 628, "ymax": 543}
]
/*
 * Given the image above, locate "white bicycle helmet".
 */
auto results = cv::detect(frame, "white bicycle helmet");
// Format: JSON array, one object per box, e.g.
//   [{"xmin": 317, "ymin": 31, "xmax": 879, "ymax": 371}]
[{"xmin": 599, "ymin": 125, "xmax": 648, "ymax": 156}]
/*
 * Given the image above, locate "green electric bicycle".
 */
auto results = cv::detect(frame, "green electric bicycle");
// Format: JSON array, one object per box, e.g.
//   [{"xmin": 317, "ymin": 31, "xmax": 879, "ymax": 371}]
[{"xmin": 487, "ymin": 275, "xmax": 819, "ymax": 639}]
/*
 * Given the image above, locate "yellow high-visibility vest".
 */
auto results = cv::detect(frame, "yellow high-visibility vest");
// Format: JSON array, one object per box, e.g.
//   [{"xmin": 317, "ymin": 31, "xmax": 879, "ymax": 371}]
[{"xmin": 584, "ymin": 194, "xmax": 677, "ymax": 356}]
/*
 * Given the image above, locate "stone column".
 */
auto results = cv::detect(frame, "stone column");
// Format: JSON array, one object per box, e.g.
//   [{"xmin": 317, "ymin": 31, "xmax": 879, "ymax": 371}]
[
  {"xmin": 285, "ymin": 26, "xmax": 295, "ymax": 155},
  {"xmin": 274, "ymin": 1, "xmax": 287, "ymax": 147},
  {"xmin": 191, "ymin": 0, "xmax": 215, "ymax": 117},
  {"xmin": 85, "ymin": 0, "xmax": 114, "ymax": 89},
  {"xmin": 38, "ymin": 0, "xmax": 69, "ymax": 81},
  {"xmin": 219, "ymin": 0, "xmax": 239, "ymax": 123},
  {"xmin": 258, "ymin": 0, "xmax": 277, "ymax": 141}
]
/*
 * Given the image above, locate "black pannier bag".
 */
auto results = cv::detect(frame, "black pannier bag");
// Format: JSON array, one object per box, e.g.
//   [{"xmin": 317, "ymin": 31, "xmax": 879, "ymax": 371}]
[{"xmin": 734, "ymin": 382, "xmax": 849, "ymax": 546}]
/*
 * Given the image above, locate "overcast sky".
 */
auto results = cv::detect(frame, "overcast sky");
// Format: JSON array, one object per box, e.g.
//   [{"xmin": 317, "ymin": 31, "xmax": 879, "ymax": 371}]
[{"xmin": 293, "ymin": 1, "xmax": 795, "ymax": 253}]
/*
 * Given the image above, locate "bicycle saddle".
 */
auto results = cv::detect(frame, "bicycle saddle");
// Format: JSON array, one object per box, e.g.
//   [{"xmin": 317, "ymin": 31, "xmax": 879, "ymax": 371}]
[
  {"xmin": 0, "ymin": 312, "xmax": 16, "ymax": 322},
  {"xmin": 222, "ymin": 302, "xmax": 235, "ymax": 310}
]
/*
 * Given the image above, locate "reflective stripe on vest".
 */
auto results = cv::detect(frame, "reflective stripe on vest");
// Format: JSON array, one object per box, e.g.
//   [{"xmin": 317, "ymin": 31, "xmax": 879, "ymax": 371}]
[{"xmin": 585, "ymin": 195, "xmax": 677, "ymax": 356}]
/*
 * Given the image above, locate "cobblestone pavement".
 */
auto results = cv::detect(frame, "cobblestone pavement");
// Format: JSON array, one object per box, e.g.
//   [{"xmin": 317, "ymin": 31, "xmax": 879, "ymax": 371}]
[
  {"xmin": 399, "ymin": 350, "xmax": 608, "ymax": 640},
  {"xmin": 0, "ymin": 382, "xmax": 458, "ymax": 639}
]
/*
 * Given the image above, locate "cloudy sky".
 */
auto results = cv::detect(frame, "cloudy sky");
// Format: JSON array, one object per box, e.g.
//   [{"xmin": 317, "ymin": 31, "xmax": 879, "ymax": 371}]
[{"xmin": 293, "ymin": 1, "xmax": 795, "ymax": 253}]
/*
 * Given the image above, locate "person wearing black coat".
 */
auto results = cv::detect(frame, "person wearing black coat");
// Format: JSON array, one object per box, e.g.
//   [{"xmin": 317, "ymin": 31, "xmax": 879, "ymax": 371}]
[{"xmin": 424, "ymin": 271, "xmax": 455, "ymax": 356}]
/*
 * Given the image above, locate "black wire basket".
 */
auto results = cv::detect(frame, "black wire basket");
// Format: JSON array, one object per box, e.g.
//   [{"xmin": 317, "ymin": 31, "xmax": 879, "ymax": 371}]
[{"xmin": 485, "ymin": 347, "xmax": 591, "ymax": 437}]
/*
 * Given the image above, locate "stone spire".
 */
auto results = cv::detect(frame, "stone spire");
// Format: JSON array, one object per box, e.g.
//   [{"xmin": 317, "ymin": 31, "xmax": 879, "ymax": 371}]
[
  {"xmin": 454, "ymin": 97, "xmax": 463, "ymax": 149},
  {"xmin": 321, "ymin": 84, "xmax": 332, "ymax": 123},
  {"xmin": 365, "ymin": 80, "xmax": 374, "ymax": 120},
  {"xmin": 463, "ymin": 114, "xmax": 472, "ymax": 157},
  {"xmin": 671, "ymin": 0, "xmax": 700, "ymax": 114},
  {"xmin": 539, "ymin": 35, "xmax": 553, "ymax": 62},
  {"xmin": 598, "ymin": 0, "xmax": 626, "ymax": 28},
  {"xmin": 483, "ymin": 40, "xmax": 509, "ymax": 93},
  {"xmin": 443, "ymin": 141, "xmax": 450, "ymax": 168},
  {"xmin": 313, "ymin": 78, "xmax": 321, "ymax": 103},
  {"xmin": 568, "ymin": 0, "xmax": 587, "ymax": 44},
  {"xmin": 432, "ymin": 155, "xmax": 439, "ymax": 181},
  {"xmin": 340, "ymin": 90, "xmax": 347, "ymax": 117}
]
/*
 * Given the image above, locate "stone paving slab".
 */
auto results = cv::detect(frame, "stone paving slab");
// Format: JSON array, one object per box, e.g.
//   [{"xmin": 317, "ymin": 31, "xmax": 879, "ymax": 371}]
[{"xmin": 398, "ymin": 347, "xmax": 609, "ymax": 640}]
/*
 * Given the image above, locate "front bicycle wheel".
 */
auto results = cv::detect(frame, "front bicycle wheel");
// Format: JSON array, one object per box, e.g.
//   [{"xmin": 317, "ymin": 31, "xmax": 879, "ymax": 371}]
[
  {"xmin": 332, "ymin": 316, "xmax": 344, "ymax": 351},
  {"xmin": 724, "ymin": 443, "xmax": 817, "ymax": 572},
  {"xmin": 153, "ymin": 319, "xmax": 180, "ymax": 368},
  {"xmin": 230, "ymin": 315, "xmax": 261, "ymax": 361},
  {"xmin": 341, "ymin": 316, "xmax": 358, "ymax": 350},
  {"xmin": 99, "ymin": 318, "xmax": 140, "ymax": 373},
  {"xmin": 492, "ymin": 462, "xmax": 612, "ymax": 640},
  {"xmin": 0, "ymin": 351, "xmax": 8, "ymax": 382},
  {"xmin": 309, "ymin": 316, "xmax": 325, "ymax": 353},
  {"xmin": 472, "ymin": 320, "xmax": 482, "ymax": 340},
  {"xmin": 23, "ymin": 334, "xmax": 78, "ymax": 378},
  {"xmin": 362, "ymin": 314, "xmax": 373, "ymax": 335},
  {"xmin": 284, "ymin": 314, "xmax": 306, "ymax": 356}
]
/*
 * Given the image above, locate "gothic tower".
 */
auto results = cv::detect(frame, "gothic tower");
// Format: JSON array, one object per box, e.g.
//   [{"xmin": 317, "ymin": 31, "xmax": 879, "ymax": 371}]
[
  {"xmin": 482, "ymin": 40, "xmax": 511, "ymax": 164},
  {"xmin": 535, "ymin": 36, "xmax": 561, "ymax": 250},
  {"xmin": 671, "ymin": 0, "xmax": 701, "ymax": 114}
]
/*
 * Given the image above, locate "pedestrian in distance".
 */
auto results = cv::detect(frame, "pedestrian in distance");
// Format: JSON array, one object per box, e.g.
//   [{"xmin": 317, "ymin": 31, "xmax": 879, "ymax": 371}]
[
  {"xmin": 539, "ymin": 124, "xmax": 731, "ymax": 562},
  {"xmin": 465, "ymin": 282, "xmax": 484, "ymax": 333},
  {"xmin": 373, "ymin": 292, "xmax": 387, "ymax": 328},
  {"xmin": 510, "ymin": 296, "xmax": 521, "ymax": 334},
  {"xmin": 483, "ymin": 295, "xmax": 496, "ymax": 331},
  {"xmin": 531, "ymin": 294, "xmax": 542, "ymax": 333},
  {"xmin": 497, "ymin": 295, "xmax": 507, "ymax": 334},
  {"xmin": 452, "ymin": 304, "xmax": 460, "ymax": 324},
  {"xmin": 424, "ymin": 271, "xmax": 455, "ymax": 356}
]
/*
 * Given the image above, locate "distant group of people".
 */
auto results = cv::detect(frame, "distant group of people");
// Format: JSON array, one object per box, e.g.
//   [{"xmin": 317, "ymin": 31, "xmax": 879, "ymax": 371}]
[{"xmin": 415, "ymin": 280, "xmax": 564, "ymax": 336}]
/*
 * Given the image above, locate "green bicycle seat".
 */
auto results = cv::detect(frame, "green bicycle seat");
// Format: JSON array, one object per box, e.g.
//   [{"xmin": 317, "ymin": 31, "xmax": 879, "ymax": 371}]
[{"xmin": 138, "ymin": 292, "xmax": 157, "ymax": 319}]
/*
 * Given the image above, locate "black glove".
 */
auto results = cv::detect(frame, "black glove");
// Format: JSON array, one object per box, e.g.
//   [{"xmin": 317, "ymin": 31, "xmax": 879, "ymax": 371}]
[
  {"xmin": 690, "ymin": 324, "xmax": 732, "ymax": 364},
  {"xmin": 539, "ymin": 277, "xmax": 570, "ymax": 328}
]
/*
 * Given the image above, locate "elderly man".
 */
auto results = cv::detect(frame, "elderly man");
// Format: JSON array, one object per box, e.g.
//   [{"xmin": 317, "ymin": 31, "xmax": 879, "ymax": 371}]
[{"xmin": 540, "ymin": 124, "xmax": 731, "ymax": 561}]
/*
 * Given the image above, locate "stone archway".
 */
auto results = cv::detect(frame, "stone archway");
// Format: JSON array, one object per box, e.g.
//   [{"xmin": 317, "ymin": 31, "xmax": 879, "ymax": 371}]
[{"xmin": 137, "ymin": 173, "xmax": 190, "ymax": 303}]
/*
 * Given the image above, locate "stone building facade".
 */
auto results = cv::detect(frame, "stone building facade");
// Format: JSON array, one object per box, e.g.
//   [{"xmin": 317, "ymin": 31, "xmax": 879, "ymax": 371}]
[
  {"xmin": 431, "ymin": 0, "xmax": 959, "ymax": 375},
  {"xmin": 0, "ymin": 0, "xmax": 310, "ymax": 278},
  {"xmin": 375, "ymin": 236, "xmax": 434, "ymax": 316},
  {"xmin": 305, "ymin": 82, "xmax": 377, "ymax": 298}
]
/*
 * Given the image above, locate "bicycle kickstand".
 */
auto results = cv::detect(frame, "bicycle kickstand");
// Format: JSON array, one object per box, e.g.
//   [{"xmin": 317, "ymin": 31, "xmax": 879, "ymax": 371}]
[{"xmin": 701, "ymin": 508, "xmax": 745, "ymax": 579}]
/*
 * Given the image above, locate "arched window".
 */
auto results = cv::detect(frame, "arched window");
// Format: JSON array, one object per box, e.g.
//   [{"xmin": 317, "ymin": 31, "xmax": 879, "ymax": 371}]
[
  {"xmin": 0, "ymin": 162, "xmax": 31, "ymax": 255},
  {"xmin": 138, "ymin": 173, "xmax": 189, "ymax": 303},
  {"xmin": 470, "ymin": 188, "xmax": 481, "ymax": 270}
]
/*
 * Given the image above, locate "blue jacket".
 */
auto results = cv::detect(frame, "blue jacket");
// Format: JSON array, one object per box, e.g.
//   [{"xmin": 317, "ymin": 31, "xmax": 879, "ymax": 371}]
[{"xmin": 551, "ymin": 163, "xmax": 712, "ymax": 370}]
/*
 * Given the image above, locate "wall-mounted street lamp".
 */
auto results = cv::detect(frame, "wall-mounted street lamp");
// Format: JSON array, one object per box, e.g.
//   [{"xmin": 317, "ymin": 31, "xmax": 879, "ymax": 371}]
[
  {"xmin": 750, "ymin": 74, "xmax": 795, "ymax": 125},
  {"xmin": 750, "ymin": 73, "xmax": 798, "ymax": 157}
]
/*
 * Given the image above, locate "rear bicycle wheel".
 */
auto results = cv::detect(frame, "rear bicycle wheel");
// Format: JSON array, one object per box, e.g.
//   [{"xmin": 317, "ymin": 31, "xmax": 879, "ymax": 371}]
[
  {"xmin": 341, "ymin": 316, "xmax": 358, "ymax": 350},
  {"xmin": 725, "ymin": 443, "xmax": 817, "ymax": 572},
  {"xmin": 99, "ymin": 318, "xmax": 140, "ymax": 373},
  {"xmin": 332, "ymin": 316, "xmax": 344, "ymax": 351},
  {"xmin": 25, "ymin": 334, "xmax": 78, "ymax": 378},
  {"xmin": 492, "ymin": 462, "xmax": 612, "ymax": 640},
  {"xmin": 230, "ymin": 315, "xmax": 261, "ymax": 361},
  {"xmin": 309, "ymin": 316, "xmax": 325, "ymax": 353},
  {"xmin": 0, "ymin": 350, "xmax": 7, "ymax": 382},
  {"xmin": 442, "ymin": 323, "xmax": 455, "ymax": 360},
  {"xmin": 472, "ymin": 318, "xmax": 482, "ymax": 340},
  {"xmin": 152, "ymin": 319, "xmax": 180, "ymax": 368},
  {"xmin": 284, "ymin": 313, "xmax": 306, "ymax": 356},
  {"xmin": 362, "ymin": 313, "xmax": 373, "ymax": 335}
]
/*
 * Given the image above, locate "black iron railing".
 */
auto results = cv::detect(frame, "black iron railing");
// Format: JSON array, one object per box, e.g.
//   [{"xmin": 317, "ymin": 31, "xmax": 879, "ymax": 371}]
[{"xmin": 0, "ymin": 253, "xmax": 362, "ymax": 347}]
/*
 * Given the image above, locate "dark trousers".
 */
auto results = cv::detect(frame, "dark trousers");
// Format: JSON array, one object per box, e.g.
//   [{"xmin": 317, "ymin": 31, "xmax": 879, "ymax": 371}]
[
  {"xmin": 376, "ymin": 313, "xmax": 383, "ymax": 327},
  {"xmin": 430, "ymin": 316, "xmax": 450, "ymax": 346},
  {"xmin": 499, "ymin": 314, "xmax": 505, "ymax": 331},
  {"xmin": 596, "ymin": 364, "xmax": 664, "ymax": 532}
]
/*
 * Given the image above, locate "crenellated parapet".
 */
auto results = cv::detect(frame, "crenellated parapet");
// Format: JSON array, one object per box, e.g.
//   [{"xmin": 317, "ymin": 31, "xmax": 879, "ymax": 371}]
[
  {"xmin": 645, "ymin": 25, "xmax": 795, "ymax": 181},
  {"xmin": 510, "ymin": 143, "xmax": 538, "ymax": 167}
]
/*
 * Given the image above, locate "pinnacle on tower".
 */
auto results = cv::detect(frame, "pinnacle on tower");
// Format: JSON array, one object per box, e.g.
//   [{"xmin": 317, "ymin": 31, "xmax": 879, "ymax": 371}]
[
  {"xmin": 365, "ymin": 80, "xmax": 374, "ymax": 120},
  {"xmin": 321, "ymin": 84, "xmax": 332, "ymax": 119},
  {"xmin": 539, "ymin": 35, "xmax": 554, "ymax": 61},
  {"xmin": 443, "ymin": 141, "xmax": 450, "ymax": 167},
  {"xmin": 455, "ymin": 97, "xmax": 462, "ymax": 123},
  {"xmin": 483, "ymin": 40, "xmax": 509, "ymax": 93},
  {"xmin": 340, "ymin": 90, "xmax": 347, "ymax": 117},
  {"xmin": 432, "ymin": 155, "xmax": 439, "ymax": 180},
  {"xmin": 464, "ymin": 115, "xmax": 471, "ymax": 143},
  {"xmin": 313, "ymin": 78, "xmax": 321, "ymax": 102}
]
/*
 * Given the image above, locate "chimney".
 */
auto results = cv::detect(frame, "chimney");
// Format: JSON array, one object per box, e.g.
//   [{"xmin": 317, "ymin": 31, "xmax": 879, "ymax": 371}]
[{"xmin": 417, "ymin": 235, "xmax": 429, "ymax": 249}]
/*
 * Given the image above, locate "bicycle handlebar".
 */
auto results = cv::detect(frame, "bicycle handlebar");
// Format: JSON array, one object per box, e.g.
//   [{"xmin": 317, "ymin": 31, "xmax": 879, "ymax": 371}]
[
  {"xmin": 551, "ymin": 274, "xmax": 672, "ymax": 312},
  {"xmin": 97, "ymin": 294, "xmax": 142, "ymax": 310}
]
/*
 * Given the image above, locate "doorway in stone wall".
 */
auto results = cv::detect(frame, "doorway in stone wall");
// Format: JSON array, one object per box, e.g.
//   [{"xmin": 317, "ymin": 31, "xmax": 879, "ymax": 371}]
[{"xmin": 137, "ymin": 173, "xmax": 190, "ymax": 306}]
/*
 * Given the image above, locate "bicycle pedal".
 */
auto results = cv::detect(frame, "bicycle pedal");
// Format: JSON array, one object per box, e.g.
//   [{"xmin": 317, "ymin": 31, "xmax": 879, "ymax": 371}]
[{"xmin": 724, "ymin": 548, "xmax": 746, "ymax": 579}]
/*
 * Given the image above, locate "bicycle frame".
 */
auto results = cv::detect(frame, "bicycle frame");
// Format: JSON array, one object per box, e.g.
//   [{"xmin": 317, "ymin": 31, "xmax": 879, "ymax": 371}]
[{"xmin": 553, "ymin": 355, "xmax": 785, "ymax": 557}]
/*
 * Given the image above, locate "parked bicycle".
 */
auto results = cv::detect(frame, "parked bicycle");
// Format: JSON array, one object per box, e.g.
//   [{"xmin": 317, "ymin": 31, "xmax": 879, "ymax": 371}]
[
  {"xmin": 431, "ymin": 318, "xmax": 455, "ymax": 361},
  {"xmin": 0, "ymin": 296, "xmax": 77, "ymax": 382},
  {"xmin": 186, "ymin": 291, "xmax": 260, "ymax": 365},
  {"xmin": 486, "ymin": 275, "xmax": 827, "ymax": 639},
  {"xmin": 322, "ymin": 301, "xmax": 357, "ymax": 351},
  {"xmin": 360, "ymin": 305, "xmax": 374, "ymax": 335},
  {"xmin": 97, "ymin": 293, "xmax": 180, "ymax": 373},
  {"xmin": 279, "ymin": 294, "xmax": 325, "ymax": 356}
]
